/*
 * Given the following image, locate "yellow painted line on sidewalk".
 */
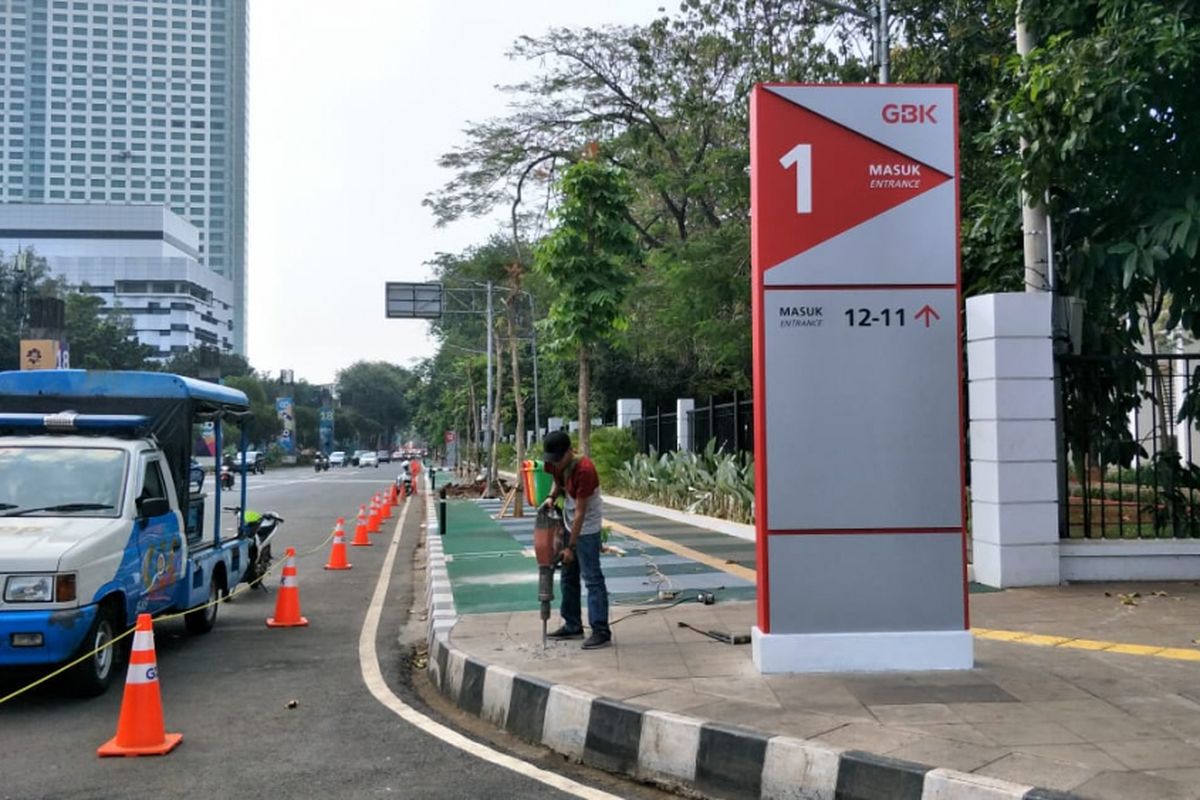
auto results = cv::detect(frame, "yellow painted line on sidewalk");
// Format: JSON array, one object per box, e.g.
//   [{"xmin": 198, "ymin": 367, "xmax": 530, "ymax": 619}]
[
  {"xmin": 972, "ymin": 627, "xmax": 1200, "ymax": 662},
  {"xmin": 601, "ymin": 518, "xmax": 1200, "ymax": 663},
  {"xmin": 604, "ymin": 518, "xmax": 757, "ymax": 584}
]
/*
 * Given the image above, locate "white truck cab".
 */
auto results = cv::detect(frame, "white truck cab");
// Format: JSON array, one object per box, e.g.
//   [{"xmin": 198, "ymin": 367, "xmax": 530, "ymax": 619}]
[{"xmin": 0, "ymin": 371, "xmax": 256, "ymax": 696}]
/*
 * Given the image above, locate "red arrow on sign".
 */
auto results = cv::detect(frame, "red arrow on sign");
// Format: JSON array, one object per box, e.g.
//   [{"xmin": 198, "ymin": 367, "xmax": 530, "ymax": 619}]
[{"xmin": 915, "ymin": 305, "xmax": 941, "ymax": 327}]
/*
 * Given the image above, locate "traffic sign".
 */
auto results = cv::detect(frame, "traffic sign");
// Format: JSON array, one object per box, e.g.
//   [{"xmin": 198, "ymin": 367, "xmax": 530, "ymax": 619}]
[{"xmin": 750, "ymin": 84, "xmax": 970, "ymax": 672}]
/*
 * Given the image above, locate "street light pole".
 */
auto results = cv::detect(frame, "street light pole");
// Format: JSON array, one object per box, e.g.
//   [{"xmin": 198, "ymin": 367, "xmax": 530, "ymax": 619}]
[
  {"xmin": 810, "ymin": 0, "xmax": 889, "ymax": 84},
  {"xmin": 878, "ymin": 0, "xmax": 889, "ymax": 83},
  {"xmin": 1016, "ymin": 0, "xmax": 1050, "ymax": 292},
  {"xmin": 528, "ymin": 293, "xmax": 541, "ymax": 441},
  {"xmin": 484, "ymin": 281, "xmax": 494, "ymax": 452}
]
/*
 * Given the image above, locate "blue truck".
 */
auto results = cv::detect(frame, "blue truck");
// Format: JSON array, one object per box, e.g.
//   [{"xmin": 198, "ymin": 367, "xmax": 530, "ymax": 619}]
[{"xmin": 0, "ymin": 370, "xmax": 260, "ymax": 695}]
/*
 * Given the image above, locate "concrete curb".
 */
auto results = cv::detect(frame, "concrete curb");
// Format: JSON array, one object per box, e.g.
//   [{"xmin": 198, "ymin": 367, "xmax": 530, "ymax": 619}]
[{"xmin": 421, "ymin": 477, "xmax": 1049, "ymax": 799}]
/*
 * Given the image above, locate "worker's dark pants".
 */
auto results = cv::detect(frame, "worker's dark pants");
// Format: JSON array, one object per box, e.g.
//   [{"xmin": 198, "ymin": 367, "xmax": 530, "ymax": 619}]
[{"xmin": 559, "ymin": 533, "xmax": 610, "ymax": 637}]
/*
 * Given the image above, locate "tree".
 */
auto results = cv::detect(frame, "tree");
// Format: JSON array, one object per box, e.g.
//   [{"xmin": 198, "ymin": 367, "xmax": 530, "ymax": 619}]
[
  {"xmin": 535, "ymin": 156, "xmax": 639, "ymax": 455},
  {"xmin": 0, "ymin": 249, "xmax": 56, "ymax": 371},
  {"xmin": 63, "ymin": 293, "xmax": 157, "ymax": 370},
  {"xmin": 336, "ymin": 361, "xmax": 415, "ymax": 449},
  {"xmin": 986, "ymin": 0, "xmax": 1200, "ymax": 463},
  {"xmin": 162, "ymin": 346, "xmax": 253, "ymax": 380}
]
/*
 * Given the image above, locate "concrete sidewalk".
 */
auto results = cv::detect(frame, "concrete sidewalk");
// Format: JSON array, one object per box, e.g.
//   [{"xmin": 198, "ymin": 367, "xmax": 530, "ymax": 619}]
[{"xmin": 423, "ymin": 491, "xmax": 1200, "ymax": 800}]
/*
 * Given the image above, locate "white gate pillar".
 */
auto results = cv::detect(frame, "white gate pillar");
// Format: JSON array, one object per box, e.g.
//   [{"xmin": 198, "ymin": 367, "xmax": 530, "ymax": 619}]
[
  {"xmin": 616, "ymin": 399, "xmax": 642, "ymax": 429},
  {"xmin": 966, "ymin": 293, "xmax": 1060, "ymax": 587},
  {"xmin": 676, "ymin": 398, "xmax": 695, "ymax": 451}
]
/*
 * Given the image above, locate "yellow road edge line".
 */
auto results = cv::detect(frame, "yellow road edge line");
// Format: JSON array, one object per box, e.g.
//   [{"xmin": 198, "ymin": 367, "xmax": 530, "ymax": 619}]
[{"xmin": 604, "ymin": 518, "xmax": 758, "ymax": 584}]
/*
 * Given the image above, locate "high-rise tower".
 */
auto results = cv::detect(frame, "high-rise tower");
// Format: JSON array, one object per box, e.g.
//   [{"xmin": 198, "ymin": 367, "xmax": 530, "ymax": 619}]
[{"xmin": 0, "ymin": 0, "xmax": 249, "ymax": 352}]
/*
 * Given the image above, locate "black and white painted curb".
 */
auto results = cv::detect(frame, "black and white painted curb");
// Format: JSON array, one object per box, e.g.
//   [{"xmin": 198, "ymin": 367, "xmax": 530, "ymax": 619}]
[{"xmin": 421, "ymin": 476, "xmax": 1074, "ymax": 800}]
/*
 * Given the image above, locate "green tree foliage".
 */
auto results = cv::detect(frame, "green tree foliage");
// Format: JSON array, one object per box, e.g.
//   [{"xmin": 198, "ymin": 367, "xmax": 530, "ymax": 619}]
[
  {"xmin": 220, "ymin": 374, "xmax": 283, "ymax": 448},
  {"xmin": 63, "ymin": 293, "xmax": 157, "ymax": 370},
  {"xmin": 0, "ymin": 249, "xmax": 156, "ymax": 371},
  {"xmin": 336, "ymin": 361, "xmax": 415, "ymax": 450},
  {"xmin": 535, "ymin": 158, "xmax": 640, "ymax": 454},
  {"xmin": 986, "ymin": 0, "xmax": 1200, "ymax": 464},
  {"xmin": 161, "ymin": 345, "xmax": 253, "ymax": 380}
]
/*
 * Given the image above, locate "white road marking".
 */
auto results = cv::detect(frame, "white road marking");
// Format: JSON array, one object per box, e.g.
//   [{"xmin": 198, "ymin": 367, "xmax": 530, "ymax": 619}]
[{"xmin": 358, "ymin": 501, "xmax": 623, "ymax": 800}]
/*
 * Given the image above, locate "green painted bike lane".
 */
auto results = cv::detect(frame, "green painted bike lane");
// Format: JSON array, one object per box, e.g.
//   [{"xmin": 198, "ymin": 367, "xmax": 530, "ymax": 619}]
[{"xmin": 437, "ymin": 495, "xmax": 757, "ymax": 615}]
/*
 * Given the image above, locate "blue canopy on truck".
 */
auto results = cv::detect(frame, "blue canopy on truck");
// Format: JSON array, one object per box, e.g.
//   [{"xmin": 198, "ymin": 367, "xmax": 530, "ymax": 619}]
[
  {"xmin": 0, "ymin": 370, "xmax": 251, "ymax": 523},
  {"xmin": 0, "ymin": 370, "xmax": 249, "ymax": 412}
]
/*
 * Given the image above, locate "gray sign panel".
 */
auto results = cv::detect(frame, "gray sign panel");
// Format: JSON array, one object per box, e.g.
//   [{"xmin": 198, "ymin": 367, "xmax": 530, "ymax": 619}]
[
  {"xmin": 767, "ymin": 533, "xmax": 965, "ymax": 633},
  {"xmin": 763, "ymin": 288, "xmax": 962, "ymax": 530},
  {"xmin": 386, "ymin": 282, "xmax": 443, "ymax": 319}
]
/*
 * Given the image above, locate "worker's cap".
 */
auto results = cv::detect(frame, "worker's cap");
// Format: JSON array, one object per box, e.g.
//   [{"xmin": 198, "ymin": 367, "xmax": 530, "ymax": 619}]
[{"xmin": 541, "ymin": 430, "xmax": 571, "ymax": 465}]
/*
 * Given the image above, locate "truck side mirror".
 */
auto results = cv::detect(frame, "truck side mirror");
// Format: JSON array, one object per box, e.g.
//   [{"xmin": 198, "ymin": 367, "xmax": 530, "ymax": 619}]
[{"xmin": 137, "ymin": 496, "xmax": 171, "ymax": 519}]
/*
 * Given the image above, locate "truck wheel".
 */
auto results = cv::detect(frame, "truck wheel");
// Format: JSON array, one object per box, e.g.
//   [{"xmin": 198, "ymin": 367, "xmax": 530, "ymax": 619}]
[
  {"xmin": 68, "ymin": 602, "xmax": 122, "ymax": 697},
  {"xmin": 185, "ymin": 570, "xmax": 225, "ymax": 635}
]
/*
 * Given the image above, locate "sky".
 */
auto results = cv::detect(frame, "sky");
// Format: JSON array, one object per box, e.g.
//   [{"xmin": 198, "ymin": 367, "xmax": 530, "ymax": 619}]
[{"xmin": 247, "ymin": 0, "xmax": 664, "ymax": 385}]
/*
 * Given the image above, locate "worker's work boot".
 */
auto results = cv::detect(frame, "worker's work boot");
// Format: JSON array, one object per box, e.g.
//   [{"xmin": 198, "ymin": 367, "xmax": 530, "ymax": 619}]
[{"xmin": 546, "ymin": 625, "xmax": 583, "ymax": 640}]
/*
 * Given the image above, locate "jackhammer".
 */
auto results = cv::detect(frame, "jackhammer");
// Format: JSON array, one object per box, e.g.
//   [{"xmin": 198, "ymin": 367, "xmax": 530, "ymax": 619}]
[{"xmin": 533, "ymin": 505, "xmax": 567, "ymax": 650}]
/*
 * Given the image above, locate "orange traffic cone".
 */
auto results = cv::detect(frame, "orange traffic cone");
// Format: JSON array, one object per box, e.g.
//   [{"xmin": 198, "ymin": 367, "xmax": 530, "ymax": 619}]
[
  {"xmin": 324, "ymin": 518, "xmax": 352, "ymax": 570},
  {"xmin": 97, "ymin": 614, "xmax": 183, "ymax": 757},
  {"xmin": 266, "ymin": 548, "xmax": 309, "ymax": 627},
  {"xmin": 367, "ymin": 497, "xmax": 381, "ymax": 533},
  {"xmin": 381, "ymin": 490, "xmax": 392, "ymax": 520},
  {"xmin": 351, "ymin": 505, "xmax": 372, "ymax": 547},
  {"xmin": 399, "ymin": 482, "xmax": 407, "ymax": 502},
  {"xmin": 389, "ymin": 484, "xmax": 399, "ymax": 507}
]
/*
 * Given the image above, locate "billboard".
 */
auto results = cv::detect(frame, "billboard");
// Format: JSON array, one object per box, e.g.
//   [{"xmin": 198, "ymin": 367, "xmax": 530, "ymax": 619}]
[
  {"xmin": 319, "ymin": 406, "xmax": 335, "ymax": 454},
  {"xmin": 275, "ymin": 397, "xmax": 295, "ymax": 457}
]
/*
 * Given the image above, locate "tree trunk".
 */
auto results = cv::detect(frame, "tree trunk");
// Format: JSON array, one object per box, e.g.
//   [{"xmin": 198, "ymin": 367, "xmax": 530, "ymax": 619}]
[
  {"xmin": 578, "ymin": 346, "xmax": 591, "ymax": 457},
  {"xmin": 507, "ymin": 290, "xmax": 526, "ymax": 517}
]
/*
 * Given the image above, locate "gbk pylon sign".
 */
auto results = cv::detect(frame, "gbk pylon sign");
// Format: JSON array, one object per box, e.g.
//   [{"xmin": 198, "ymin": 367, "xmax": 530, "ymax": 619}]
[{"xmin": 750, "ymin": 84, "xmax": 972, "ymax": 672}]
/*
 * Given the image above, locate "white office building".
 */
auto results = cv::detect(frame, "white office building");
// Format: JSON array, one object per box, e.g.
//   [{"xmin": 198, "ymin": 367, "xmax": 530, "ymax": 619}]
[
  {"xmin": 0, "ymin": 202, "xmax": 234, "ymax": 356},
  {"xmin": 0, "ymin": 0, "xmax": 249, "ymax": 351}
]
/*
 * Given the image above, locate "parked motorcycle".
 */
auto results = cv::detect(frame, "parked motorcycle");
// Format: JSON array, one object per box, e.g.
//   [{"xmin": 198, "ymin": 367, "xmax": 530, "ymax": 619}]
[{"xmin": 226, "ymin": 506, "xmax": 285, "ymax": 589}]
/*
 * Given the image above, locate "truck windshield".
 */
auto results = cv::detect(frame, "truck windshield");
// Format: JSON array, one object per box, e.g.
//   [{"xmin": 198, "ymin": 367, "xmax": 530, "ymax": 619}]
[{"xmin": 0, "ymin": 447, "xmax": 127, "ymax": 518}]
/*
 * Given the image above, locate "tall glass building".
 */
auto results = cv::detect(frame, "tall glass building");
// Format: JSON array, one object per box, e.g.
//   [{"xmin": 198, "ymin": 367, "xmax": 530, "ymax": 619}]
[{"xmin": 0, "ymin": 0, "xmax": 249, "ymax": 352}]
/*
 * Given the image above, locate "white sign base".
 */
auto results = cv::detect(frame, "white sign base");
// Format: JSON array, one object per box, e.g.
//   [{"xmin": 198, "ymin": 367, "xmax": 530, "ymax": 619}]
[{"xmin": 751, "ymin": 627, "xmax": 974, "ymax": 673}]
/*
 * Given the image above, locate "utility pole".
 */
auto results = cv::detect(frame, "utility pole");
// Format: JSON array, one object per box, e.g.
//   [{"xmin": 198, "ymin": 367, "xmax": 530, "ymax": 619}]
[
  {"xmin": 1016, "ymin": 0, "xmax": 1050, "ymax": 292},
  {"xmin": 877, "ymin": 0, "xmax": 889, "ymax": 83},
  {"xmin": 484, "ymin": 281, "xmax": 494, "ymax": 451},
  {"xmin": 529, "ymin": 294, "xmax": 541, "ymax": 439},
  {"xmin": 811, "ymin": 1, "xmax": 888, "ymax": 83}
]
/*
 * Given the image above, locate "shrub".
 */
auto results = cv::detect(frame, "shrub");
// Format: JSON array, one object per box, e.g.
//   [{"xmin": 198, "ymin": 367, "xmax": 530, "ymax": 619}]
[
  {"xmin": 615, "ymin": 440, "xmax": 754, "ymax": 523},
  {"xmin": 589, "ymin": 426, "xmax": 638, "ymax": 486}
]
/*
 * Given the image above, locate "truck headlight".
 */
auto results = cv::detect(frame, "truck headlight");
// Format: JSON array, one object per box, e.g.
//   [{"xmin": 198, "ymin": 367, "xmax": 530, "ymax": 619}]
[{"xmin": 4, "ymin": 575, "xmax": 55, "ymax": 602}]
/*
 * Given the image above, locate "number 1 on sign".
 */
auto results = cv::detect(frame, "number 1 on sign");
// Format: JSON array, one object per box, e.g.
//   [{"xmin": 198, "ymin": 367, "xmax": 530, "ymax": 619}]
[{"xmin": 779, "ymin": 143, "xmax": 812, "ymax": 214}]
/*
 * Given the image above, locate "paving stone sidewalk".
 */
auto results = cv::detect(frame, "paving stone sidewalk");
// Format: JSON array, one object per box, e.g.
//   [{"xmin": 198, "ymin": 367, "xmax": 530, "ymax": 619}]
[
  {"xmin": 431, "ymin": 485, "xmax": 1200, "ymax": 798},
  {"xmin": 449, "ymin": 588, "xmax": 1200, "ymax": 800}
]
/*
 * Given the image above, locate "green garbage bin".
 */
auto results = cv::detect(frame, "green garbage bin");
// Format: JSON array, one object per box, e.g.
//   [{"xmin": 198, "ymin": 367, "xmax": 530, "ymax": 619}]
[{"xmin": 522, "ymin": 459, "xmax": 555, "ymax": 506}]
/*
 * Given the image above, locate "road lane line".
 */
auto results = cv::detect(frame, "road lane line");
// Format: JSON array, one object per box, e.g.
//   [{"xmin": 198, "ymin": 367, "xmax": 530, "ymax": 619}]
[{"xmin": 358, "ymin": 500, "xmax": 624, "ymax": 800}]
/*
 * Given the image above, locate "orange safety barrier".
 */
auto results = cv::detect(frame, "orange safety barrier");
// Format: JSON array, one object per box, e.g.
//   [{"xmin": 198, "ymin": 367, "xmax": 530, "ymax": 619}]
[
  {"xmin": 266, "ymin": 548, "xmax": 309, "ymax": 628},
  {"xmin": 324, "ymin": 518, "xmax": 352, "ymax": 570},
  {"xmin": 97, "ymin": 614, "xmax": 183, "ymax": 757}
]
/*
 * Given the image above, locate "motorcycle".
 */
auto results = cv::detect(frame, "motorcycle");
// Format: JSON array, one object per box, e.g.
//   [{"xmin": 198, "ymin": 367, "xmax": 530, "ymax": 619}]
[
  {"xmin": 313, "ymin": 453, "xmax": 330, "ymax": 472},
  {"xmin": 226, "ymin": 506, "xmax": 285, "ymax": 589},
  {"xmin": 219, "ymin": 461, "xmax": 236, "ymax": 490}
]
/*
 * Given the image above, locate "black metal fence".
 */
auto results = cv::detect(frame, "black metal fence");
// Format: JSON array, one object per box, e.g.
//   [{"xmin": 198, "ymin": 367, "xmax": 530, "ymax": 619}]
[
  {"xmin": 632, "ymin": 393, "xmax": 754, "ymax": 456},
  {"xmin": 1059, "ymin": 353, "xmax": 1200, "ymax": 540}
]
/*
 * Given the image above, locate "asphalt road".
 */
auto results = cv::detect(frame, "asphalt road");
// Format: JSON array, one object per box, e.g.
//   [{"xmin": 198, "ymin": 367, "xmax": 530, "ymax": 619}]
[{"xmin": 0, "ymin": 465, "xmax": 656, "ymax": 800}]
